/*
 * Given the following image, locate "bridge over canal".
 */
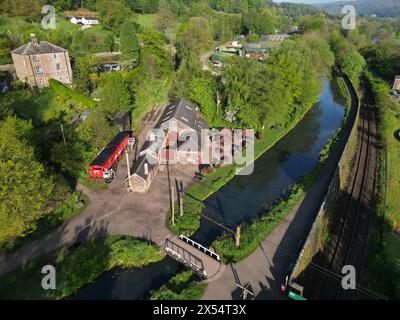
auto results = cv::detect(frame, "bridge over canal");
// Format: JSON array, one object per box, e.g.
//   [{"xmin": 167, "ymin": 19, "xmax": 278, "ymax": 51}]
[{"xmin": 164, "ymin": 235, "xmax": 221, "ymax": 279}]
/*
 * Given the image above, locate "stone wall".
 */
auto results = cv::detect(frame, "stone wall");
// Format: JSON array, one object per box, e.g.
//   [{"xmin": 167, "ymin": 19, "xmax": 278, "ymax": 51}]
[{"xmin": 289, "ymin": 75, "xmax": 361, "ymax": 285}]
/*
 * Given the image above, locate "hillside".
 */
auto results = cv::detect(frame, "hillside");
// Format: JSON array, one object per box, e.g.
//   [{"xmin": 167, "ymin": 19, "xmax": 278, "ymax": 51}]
[{"xmin": 317, "ymin": 0, "xmax": 400, "ymax": 17}]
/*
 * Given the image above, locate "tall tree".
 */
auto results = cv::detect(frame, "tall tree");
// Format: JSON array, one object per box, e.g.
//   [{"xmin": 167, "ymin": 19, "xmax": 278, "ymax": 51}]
[
  {"xmin": 97, "ymin": 73, "xmax": 133, "ymax": 117},
  {"xmin": 0, "ymin": 117, "xmax": 53, "ymax": 246},
  {"xmin": 120, "ymin": 20, "xmax": 140, "ymax": 68},
  {"xmin": 96, "ymin": 0, "xmax": 131, "ymax": 31}
]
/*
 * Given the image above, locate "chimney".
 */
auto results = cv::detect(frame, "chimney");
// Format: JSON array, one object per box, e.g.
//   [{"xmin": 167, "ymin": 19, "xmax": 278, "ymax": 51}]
[
  {"xmin": 144, "ymin": 163, "xmax": 149, "ymax": 176},
  {"xmin": 30, "ymin": 33, "xmax": 38, "ymax": 45}
]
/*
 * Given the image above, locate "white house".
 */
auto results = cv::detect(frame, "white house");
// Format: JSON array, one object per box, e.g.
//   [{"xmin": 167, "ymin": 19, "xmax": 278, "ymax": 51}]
[{"xmin": 69, "ymin": 16, "xmax": 99, "ymax": 26}]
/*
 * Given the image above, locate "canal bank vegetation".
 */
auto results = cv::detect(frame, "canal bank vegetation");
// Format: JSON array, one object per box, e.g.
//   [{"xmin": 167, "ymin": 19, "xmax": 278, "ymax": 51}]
[
  {"xmin": 362, "ymin": 72, "xmax": 400, "ymax": 299},
  {"xmin": 0, "ymin": 237, "xmax": 164, "ymax": 300},
  {"xmin": 151, "ymin": 270, "xmax": 207, "ymax": 300},
  {"xmin": 214, "ymin": 185, "xmax": 305, "ymax": 263}
]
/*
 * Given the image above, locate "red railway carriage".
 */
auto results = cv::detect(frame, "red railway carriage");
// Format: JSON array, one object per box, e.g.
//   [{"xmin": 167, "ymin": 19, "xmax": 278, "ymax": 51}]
[{"xmin": 90, "ymin": 131, "xmax": 131, "ymax": 179}]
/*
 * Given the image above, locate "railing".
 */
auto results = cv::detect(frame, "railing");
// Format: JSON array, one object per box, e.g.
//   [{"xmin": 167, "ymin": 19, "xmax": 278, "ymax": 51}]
[
  {"xmin": 164, "ymin": 239, "xmax": 206, "ymax": 277},
  {"xmin": 179, "ymin": 235, "xmax": 221, "ymax": 261}
]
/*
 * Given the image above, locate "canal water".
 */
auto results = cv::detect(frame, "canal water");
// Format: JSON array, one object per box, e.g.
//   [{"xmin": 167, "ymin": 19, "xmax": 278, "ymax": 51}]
[{"xmin": 74, "ymin": 78, "xmax": 346, "ymax": 300}]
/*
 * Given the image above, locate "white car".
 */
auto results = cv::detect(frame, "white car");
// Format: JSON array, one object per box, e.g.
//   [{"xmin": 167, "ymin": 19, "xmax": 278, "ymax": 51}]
[{"xmin": 212, "ymin": 61, "xmax": 223, "ymax": 68}]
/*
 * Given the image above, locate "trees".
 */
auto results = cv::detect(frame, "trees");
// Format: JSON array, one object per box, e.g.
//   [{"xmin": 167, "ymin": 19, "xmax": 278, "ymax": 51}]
[
  {"xmin": 2, "ymin": 0, "xmax": 42, "ymax": 22},
  {"xmin": 242, "ymin": 8, "xmax": 276, "ymax": 36},
  {"xmin": 126, "ymin": 0, "xmax": 160, "ymax": 13},
  {"xmin": 120, "ymin": 20, "xmax": 140, "ymax": 69},
  {"xmin": 220, "ymin": 35, "xmax": 332, "ymax": 132},
  {"xmin": 0, "ymin": 117, "xmax": 53, "ymax": 246},
  {"xmin": 340, "ymin": 50, "xmax": 366, "ymax": 88},
  {"xmin": 176, "ymin": 18, "xmax": 213, "ymax": 63},
  {"xmin": 300, "ymin": 15, "xmax": 326, "ymax": 33},
  {"xmin": 96, "ymin": 0, "xmax": 131, "ymax": 31},
  {"xmin": 189, "ymin": 75, "xmax": 219, "ymax": 124},
  {"xmin": 140, "ymin": 28, "xmax": 172, "ymax": 81},
  {"xmin": 76, "ymin": 109, "xmax": 118, "ymax": 150},
  {"xmin": 73, "ymin": 56, "xmax": 101, "ymax": 94},
  {"xmin": 97, "ymin": 73, "xmax": 133, "ymax": 117}
]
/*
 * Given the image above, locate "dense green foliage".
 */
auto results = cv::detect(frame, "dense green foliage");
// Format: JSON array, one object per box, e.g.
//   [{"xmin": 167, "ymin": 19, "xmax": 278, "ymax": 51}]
[
  {"xmin": 0, "ymin": 237, "xmax": 164, "ymax": 299},
  {"xmin": 151, "ymin": 270, "xmax": 207, "ymax": 300},
  {"xmin": 221, "ymin": 35, "xmax": 333, "ymax": 132},
  {"xmin": 0, "ymin": 117, "xmax": 54, "ymax": 247},
  {"xmin": 120, "ymin": 19, "xmax": 140, "ymax": 68},
  {"xmin": 97, "ymin": 72, "xmax": 133, "ymax": 116}
]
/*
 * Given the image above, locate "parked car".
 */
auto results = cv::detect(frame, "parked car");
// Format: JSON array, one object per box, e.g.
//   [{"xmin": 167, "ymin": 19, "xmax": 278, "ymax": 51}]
[
  {"xmin": 212, "ymin": 61, "xmax": 223, "ymax": 68},
  {"xmin": 280, "ymin": 262, "xmax": 295, "ymax": 293}
]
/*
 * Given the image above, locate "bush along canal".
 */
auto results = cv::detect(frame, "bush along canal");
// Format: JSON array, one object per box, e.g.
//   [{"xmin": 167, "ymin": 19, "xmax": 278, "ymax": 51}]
[{"xmin": 74, "ymin": 78, "xmax": 348, "ymax": 300}]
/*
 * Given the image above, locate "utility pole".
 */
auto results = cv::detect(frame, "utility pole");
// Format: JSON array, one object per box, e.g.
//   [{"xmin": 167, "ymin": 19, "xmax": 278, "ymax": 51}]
[
  {"xmin": 171, "ymin": 185, "xmax": 175, "ymax": 226},
  {"xmin": 60, "ymin": 123, "xmax": 67, "ymax": 146},
  {"xmin": 126, "ymin": 149, "xmax": 132, "ymax": 192},
  {"xmin": 235, "ymin": 225, "xmax": 241, "ymax": 247},
  {"xmin": 236, "ymin": 283, "xmax": 254, "ymax": 300},
  {"xmin": 179, "ymin": 180, "xmax": 184, "ymax": 217}
]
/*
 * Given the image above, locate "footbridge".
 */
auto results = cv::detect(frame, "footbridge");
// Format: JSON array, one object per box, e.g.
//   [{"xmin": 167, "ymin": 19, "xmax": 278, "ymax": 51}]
[{"xmin": 164, "ymin": 235, "xmax": 221, "ymax": 278}]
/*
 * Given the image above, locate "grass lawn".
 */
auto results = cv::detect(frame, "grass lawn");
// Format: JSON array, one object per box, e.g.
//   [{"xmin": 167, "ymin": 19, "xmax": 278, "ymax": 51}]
[
  {"xmin": 135, "ymin": 14, "xmax": 159, "ymax": 29},
  {"xmin": 0, "ymin": 237, "xmax": 164, "ymax": 300}
]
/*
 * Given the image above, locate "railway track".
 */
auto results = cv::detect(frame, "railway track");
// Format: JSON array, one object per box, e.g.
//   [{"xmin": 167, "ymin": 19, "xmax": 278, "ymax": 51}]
[{"xmin": 318, "ymin": 94, "xmax": 378, "ymax": 300}]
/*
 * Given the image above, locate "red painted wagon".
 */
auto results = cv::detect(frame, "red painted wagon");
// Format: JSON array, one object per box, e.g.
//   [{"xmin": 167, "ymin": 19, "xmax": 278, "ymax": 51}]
[{"xmin": 90, "ymin": 131, "xmax": 131, "ymax": 180}]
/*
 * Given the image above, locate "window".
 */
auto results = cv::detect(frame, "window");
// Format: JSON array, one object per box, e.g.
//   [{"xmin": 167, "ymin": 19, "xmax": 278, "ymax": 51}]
[
  {"xmin": 34, "ymin": 66, "xmax": 43, "ymax": 74},
  {"xmin": 56, "ymin": 63, "xmax": 61, "ymax": 71},
  {"xmin": 32, "ymin": 54, "xmax": 40, "ymax": 62}
]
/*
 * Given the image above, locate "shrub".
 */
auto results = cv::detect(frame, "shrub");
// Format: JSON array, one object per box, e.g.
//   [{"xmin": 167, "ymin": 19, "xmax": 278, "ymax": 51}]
[{"xmin": 151, "ymin": 270, "xmax": 207, "ymax": 300}]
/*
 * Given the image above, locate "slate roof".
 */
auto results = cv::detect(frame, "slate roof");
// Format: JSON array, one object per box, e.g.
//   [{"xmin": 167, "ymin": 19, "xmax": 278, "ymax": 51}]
[
  {"xmin": 130, "ymin": 155, "xmax": 155, "ymax": 181},
  {"xmin": 12, "ymin": 40, "xmax": 67, "ymax": 56},
  {"xmin": 91, "ymin": 131, "xmax": 130, "ymax": 167},
  {"xmin": 156, "ymin": 99, "xmax": 207, "ymax": 133}
]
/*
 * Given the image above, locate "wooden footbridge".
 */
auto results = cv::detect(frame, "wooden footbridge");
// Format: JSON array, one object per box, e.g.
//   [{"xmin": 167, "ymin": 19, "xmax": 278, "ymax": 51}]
[{"xmin": 164, "ymin": 235, "xmax": 221, "ymax": 278}]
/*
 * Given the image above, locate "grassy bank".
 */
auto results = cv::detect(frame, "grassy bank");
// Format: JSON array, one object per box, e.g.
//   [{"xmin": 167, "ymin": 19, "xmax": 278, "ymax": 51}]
[
  {"xmin": 151, "ymin": 270, "xmax": 207, "ymax": 300},
  {"xmin": 214, "ymin": 185, "xmax": 305, "ymax": 263},
  {"xmin": 0, "ymin": 237, "xmax": 164, "ymax": 300},
  {"xmin": 167, "ymin": 98, "xmax": 319, "ymax": 236},
  {"xmin": 363, "ymin": 73, "xmax": 400, "ymax": 299}
]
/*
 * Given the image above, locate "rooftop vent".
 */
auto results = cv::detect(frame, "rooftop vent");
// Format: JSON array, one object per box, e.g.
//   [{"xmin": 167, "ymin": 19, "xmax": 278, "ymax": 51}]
[{"xmin": 30, "ymin": 33, "xmax": 38, "ymax": 45}]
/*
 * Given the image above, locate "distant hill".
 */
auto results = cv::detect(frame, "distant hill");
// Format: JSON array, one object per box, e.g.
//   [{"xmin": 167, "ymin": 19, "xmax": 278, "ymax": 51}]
[{"xmin": 316, "ymin": 0, "xmax": 400, "ymax": 17}]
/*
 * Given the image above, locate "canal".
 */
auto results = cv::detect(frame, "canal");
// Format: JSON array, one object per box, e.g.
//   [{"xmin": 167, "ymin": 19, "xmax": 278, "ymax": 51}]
[{"xmin": 74, "ymin": 78, "xmax": 347, "ymax": 300}]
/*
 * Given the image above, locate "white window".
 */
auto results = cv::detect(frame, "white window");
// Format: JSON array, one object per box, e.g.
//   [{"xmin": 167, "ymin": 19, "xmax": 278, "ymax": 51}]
[
  {"xmin": 32, "ymin": 54, "xmax": 40, "ymax": 62},
  {"xmin": 34, "ymin": 66, "xmax": 43, "ymax": 74},
  {"xmin": 56, "ymin": 63, "xmax": 61, "ymax": 71}
]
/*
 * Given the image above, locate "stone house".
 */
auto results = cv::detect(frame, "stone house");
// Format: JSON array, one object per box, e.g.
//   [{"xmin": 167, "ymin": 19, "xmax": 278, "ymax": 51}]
[{"xmin": 11, "ymin": 34, "xmax": 72, "ymax": 88}]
